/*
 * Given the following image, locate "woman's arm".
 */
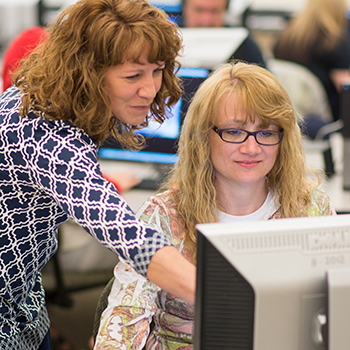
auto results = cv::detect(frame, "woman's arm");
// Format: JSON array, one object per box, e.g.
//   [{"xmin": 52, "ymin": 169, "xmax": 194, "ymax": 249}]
[
  {"xmin": 147, "ymin": 246, "xmax": 196, "ymax": 304},
  {"xmin": 95, "ymin": 192, "xmax": 195, "ymax": 350},
  {"xmin": 25, "ymin": 122, "xmax": 172, "ymax": 277}
]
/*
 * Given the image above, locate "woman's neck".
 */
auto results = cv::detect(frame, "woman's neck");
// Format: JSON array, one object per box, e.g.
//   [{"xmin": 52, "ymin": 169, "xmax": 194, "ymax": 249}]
[{"xmin": 215, "ymin": 179, "xmax": 269, "ymax": 216}]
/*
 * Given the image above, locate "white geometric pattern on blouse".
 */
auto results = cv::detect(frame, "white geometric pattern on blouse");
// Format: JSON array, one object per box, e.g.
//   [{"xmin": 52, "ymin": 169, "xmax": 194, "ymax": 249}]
[{"xmin": 0, "ymin": 86, "xmax": 170, "ymax": 349}]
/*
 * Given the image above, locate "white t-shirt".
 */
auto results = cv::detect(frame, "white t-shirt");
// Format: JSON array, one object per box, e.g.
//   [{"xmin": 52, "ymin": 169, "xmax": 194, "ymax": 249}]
[{"xmin": 218, "ymin": 191, "xmax": 279, "ymax": 223}]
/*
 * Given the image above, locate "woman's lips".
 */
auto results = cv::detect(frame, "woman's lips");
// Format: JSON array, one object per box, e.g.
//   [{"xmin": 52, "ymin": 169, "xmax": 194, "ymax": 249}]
[
  {"xmin": 132, "ymin": 105, "xmax": 151, "ymax": 111},
  {"xmin": 236, "ymin": 160, "xmax": 261, "ymax": 168}
]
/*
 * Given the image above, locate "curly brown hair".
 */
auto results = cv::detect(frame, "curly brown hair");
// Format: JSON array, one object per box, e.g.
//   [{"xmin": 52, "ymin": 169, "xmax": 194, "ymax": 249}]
[{"xmin": 14, "ymin": 0, "xmax": 183, "ymax": 147}]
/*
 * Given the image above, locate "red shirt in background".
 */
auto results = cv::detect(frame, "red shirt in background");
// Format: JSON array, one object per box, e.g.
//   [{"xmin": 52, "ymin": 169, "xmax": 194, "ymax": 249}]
[{"xmin": 2, "ymin": 26, "xmax": 49, "ymax": 92}]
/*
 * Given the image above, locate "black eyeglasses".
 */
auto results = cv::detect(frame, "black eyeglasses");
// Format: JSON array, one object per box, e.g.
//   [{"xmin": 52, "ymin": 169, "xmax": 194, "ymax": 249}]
[{"xmin": 212, "ymin": 126, "xmax": 283, "ymax": 146}]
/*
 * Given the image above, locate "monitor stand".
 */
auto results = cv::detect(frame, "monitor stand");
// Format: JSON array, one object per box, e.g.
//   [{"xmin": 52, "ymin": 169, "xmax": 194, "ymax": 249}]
[
  {"xmin": 308, "ymin": 267, "xmax": 350, "ymax": 350},
  {"xmin": 327, "ymin": 267, "xmax": 350, "ymax": 350}
]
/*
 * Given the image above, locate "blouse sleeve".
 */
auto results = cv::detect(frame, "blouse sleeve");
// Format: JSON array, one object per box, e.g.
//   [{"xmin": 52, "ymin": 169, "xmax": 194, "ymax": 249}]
[
  {"xmin": 304, "ymin": 186, "xmax": 337, "ymax": 216},
  {"xmin": 94, "ymin": 259, "xmax": 160, "ymax": 350},
  {"xmin": 94, "ymin": 195, "xmax": 174, "ymax": 350},
  {"xmin": 24, "ymin": 118, "xmax": 171, "ymax": 276}
]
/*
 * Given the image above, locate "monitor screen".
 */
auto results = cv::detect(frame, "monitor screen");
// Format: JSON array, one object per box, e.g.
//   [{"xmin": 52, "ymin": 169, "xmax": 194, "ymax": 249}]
[
  {"xmin": 149, "ymin": 0, "xmax": 182, "ymax": 24},
  {"xmin": 195, "ymin": 215, "xmax": 350, "ymax": 350},
  {"xmin": 97, "ymin": 67, "xmax": 209, "ymax": 164}
]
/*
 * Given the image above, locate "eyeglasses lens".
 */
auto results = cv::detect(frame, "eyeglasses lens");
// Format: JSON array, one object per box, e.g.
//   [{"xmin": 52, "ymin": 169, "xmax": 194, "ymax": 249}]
[{"xmin": 221, "ymin": 129, "xmax": 281, "ymax": 145}]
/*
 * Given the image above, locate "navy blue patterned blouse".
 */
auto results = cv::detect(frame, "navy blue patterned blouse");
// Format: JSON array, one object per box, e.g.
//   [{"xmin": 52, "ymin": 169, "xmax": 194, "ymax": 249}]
[{"xmin": 0, "ymin": 86, "xmax": 171, "ymax": 349}]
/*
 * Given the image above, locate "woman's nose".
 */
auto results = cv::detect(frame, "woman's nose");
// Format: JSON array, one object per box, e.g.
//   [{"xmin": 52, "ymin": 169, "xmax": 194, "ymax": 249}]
[
  {"xmin": 239, "ymin": 134, "xmax": 261, "ymax": 154},
  {"xmin": 138, "ymin": 77, "xmax": 158, "ymax": 99}
]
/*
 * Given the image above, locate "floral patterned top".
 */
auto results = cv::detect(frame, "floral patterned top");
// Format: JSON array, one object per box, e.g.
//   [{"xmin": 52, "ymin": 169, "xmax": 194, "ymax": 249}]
[{"xmin": 94, "ymin": 187, "xmax": 336, "ymax": 350}]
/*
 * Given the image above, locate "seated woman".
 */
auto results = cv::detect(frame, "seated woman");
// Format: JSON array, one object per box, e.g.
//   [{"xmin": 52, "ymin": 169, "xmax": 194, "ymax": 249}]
[
  {"xmin": 93, "ymin": 61, "xmax": 336, "ymax": 350},
  {"xmin": 274, "ymin": 0, "xmax": 350, "ymax": 122}
]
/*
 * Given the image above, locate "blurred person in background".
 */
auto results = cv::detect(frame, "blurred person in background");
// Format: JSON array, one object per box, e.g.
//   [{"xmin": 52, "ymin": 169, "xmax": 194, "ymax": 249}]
[
  {"xmin": 274, "ymin": 0, "xmax": 350, "ymax": 122},
  {"xmin": 1, "ymin": 26, "xmax": 49, "ymax": 92}
]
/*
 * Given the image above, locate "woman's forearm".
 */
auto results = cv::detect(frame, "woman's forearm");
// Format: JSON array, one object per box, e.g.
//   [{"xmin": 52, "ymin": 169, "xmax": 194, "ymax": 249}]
[{"xmin": 146, "ymin": 245, "xmax": 196, "ymax": 304}]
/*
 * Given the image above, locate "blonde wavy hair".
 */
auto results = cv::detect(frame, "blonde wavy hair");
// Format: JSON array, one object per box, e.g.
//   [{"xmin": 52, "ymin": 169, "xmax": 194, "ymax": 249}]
[
  {"xmin": 274, "ymin": 0, "xmax": 347, "ymax": 63},
  {"xmin": 165, "ymin": 61, "xmax": 322, "ymax": 261},
  {"xmin": 14, "ymin": 0, "xmax": 183, "ymax": 147}
]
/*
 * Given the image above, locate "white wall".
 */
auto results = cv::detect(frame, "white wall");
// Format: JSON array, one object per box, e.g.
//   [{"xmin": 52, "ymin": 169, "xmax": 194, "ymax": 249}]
[{"xmin": 0, "ymin": 1, "xmax": 38, "ymax": 49}]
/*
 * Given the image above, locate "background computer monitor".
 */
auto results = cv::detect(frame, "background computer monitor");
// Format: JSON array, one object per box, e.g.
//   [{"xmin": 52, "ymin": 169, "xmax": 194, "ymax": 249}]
[
  {"xmin": 195, "ymin": 215, "xmax": 350, "ymax": 350},
  {"xmin": 97, "ymin": 67, "xmax": 209, "ymax": 165},
  {"xmin": 149, "ymin": 0, "xmax": 182, "ymax": 24}
]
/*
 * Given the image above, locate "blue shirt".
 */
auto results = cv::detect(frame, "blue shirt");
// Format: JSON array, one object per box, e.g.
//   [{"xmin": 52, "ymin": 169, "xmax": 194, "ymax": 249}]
[{"xmin": 0, "ymin": 86, "xmax": 171, "ymax": 349}]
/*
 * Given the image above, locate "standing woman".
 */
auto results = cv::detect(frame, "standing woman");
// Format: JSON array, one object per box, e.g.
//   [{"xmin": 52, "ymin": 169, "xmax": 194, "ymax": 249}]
[
  {"xmin": 274, "ymin": 0, "xmax": 350, "ymax": 121},
  {"xmin": 0, "ymin": 0, "xmax": 195, "ymax": 349}
]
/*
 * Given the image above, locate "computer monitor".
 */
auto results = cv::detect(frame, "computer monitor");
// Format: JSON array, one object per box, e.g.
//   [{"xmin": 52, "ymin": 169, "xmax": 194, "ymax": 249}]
[
  {"xmin": 97, "ymin": 67, "xmax": 209, "ymax": 165},
  {"xmin": 149, "ymin": 0, "xmax": 182, "ymax": 24},
  {"xmin": 177, "ymin": 27, "xmax": 249, "ymax": 69},
  {"xmin": 195, "ymin": 215, "xmax": 350, "ymax": 350}
]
